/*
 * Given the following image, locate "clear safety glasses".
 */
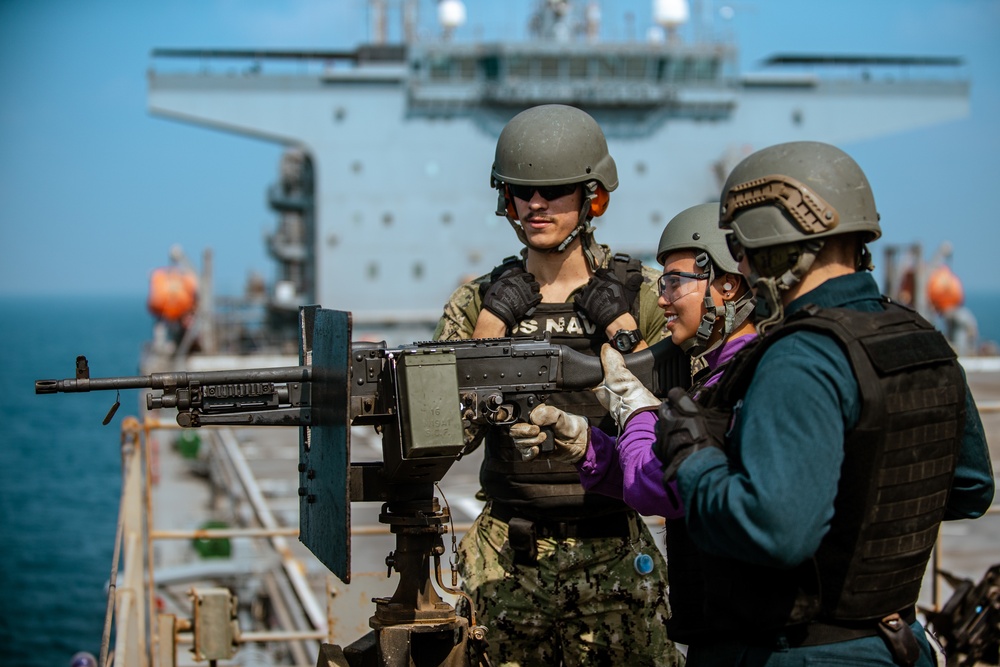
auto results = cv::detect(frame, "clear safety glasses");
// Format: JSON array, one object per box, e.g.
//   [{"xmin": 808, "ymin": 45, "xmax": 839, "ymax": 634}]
[{"xmin": 657, "ymin": 270, "xmax": 709, "ymax": 303}]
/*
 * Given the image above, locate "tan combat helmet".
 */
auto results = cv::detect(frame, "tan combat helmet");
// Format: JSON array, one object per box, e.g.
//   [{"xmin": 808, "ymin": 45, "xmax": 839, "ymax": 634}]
[{"xmin": 719, "ymin": 141, "xmax": 880, "ymax": 331}]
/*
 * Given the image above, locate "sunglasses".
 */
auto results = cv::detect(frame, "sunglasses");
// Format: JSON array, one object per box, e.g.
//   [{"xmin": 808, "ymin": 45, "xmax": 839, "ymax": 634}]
[
  {"xmin": 657, "ymin": 270, "xmax": 709, "ymax": 303},
  {"xmin": 508, "ymin": 183, "xmax": 579, "ymax": 201}
]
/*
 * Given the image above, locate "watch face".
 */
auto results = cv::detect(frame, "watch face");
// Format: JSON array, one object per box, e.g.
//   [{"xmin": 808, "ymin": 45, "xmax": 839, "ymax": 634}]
[{"xmin": 614, "ymin": 329, "xmax": 638, "ymax": 352}]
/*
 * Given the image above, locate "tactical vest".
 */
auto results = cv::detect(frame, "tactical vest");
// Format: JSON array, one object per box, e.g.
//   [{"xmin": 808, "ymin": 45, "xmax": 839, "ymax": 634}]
[
  {"xmin": 702, "ymin": 300, "xmax": 966, "ymax": 634},
  {"xmin": 478, "ymin": 254, "xmax": 644, "ymax": 521},
  {"xmin": 664, "ymin": 517, "xmax": 711, "ymax": 644},
  {"xmin": 664, "ymin": 361, "xmax": 738, "ymax": 645}
]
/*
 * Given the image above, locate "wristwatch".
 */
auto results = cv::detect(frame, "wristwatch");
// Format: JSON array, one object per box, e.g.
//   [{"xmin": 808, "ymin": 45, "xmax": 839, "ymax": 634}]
[{"xmin": 612, "ymin": 328, "xmax": 643, "ymax": 353}]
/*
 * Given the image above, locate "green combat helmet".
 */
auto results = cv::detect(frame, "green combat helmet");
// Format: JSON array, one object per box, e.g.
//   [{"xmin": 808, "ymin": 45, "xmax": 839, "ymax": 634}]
[
  {"xmin": 491, "ymin": 104, "xmax": 618, "ymax": 269},
  {"xmin": 656, "ymin": 202, "xmax": 755, "ymax": 356},
  {"xmin": 719, "ymin": 141, "xmax": 881, "ymax": 331}
]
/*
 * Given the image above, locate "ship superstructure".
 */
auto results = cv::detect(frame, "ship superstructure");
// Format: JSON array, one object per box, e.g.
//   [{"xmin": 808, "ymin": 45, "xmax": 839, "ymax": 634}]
[{"xmin": 146, "ymin": 0, "xmax": 969, "ymax": 345}]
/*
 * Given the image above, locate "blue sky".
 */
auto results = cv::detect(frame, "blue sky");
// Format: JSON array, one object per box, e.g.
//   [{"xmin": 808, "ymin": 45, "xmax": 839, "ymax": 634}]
[{"xmin": 1, "ymin": 0, "xmax": 998, "ymax": 296}]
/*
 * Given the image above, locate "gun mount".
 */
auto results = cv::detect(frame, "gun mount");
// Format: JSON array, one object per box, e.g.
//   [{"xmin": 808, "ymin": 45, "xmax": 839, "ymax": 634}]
[{"xmin": 36, "ymin": 306, "xmax": 688, "ymax": 666}]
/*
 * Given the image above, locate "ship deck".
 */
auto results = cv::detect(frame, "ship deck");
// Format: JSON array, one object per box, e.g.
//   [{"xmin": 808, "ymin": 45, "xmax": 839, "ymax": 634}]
[{"xmin": 142, "ymin": 360, "xmax": 1000, "ymax": 666}]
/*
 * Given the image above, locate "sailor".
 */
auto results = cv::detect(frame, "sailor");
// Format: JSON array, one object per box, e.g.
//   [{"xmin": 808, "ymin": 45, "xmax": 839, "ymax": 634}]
[
  {"xmin": 509, "ymin": 202, "xmax": 757, "ymax": 649},
  {"xmin": 433, "ymin": 104, "xmax": 683, "ymax": 666},
  {"xmin": 655, "ymin": 141, "xmax": 995, "ymax": 666}
]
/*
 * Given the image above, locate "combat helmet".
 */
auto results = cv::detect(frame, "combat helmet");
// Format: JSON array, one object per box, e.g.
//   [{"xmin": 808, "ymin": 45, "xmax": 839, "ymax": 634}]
[
  {"xmin": 719, "ymin": 141, "xmax": 880, "ymax": 331},
  {"xmin": 491, "ymin": 104, "xmax": 618, "ymax": 268},
  {"xmin": 657, "ymin": 202, "xmax": 754, "ymax": 356}
]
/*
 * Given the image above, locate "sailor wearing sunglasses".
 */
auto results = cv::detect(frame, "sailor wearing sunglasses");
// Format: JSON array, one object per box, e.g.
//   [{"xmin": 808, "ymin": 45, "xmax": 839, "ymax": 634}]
[{"xmin": 433, "ymin": 104, "xmax": 681, "ymax": 667}]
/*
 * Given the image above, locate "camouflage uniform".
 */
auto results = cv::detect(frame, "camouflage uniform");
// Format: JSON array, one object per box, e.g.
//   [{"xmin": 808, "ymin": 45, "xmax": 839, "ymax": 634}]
[
  {"xmin": 435, "ymin": 245, "xmax": 683, "ymax": 667},
  {"xmin": 458, "ymin": 505, "xmax": 678, "ymax": 667}
]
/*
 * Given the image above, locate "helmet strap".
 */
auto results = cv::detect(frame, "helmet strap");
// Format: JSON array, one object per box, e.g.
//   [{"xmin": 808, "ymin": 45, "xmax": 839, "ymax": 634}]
[
  {"xmin": 556, "ymin": 221, "xmax": 584, "ymax": 252},
  {"xmin": 689, "ymin": 252, "xmax": 722, "ymax": 357},
  {"xmin": 572, "ymin": 181, "xmax": 601, "ymax": 271},
  {"xmin": 749, "ymin": 240, "xmax": 825, "ymax": 334},
  {"xmin": 694, "ymin": 297, "xmax": 718, "ymax": 352},
  {"xmin": 578, "ymin": 192, "xmax": 603, "ymax": 270},
  {"xmin": 752, "ymin": 276, "xmax": 785, "ymax": 335},
  {"xmin": 857, "ymin": 243, "xmax": 874, "ymax": 272},
  {"xmin": 690, "ymin": 273, "xmax": 756, "ymax": 359}
]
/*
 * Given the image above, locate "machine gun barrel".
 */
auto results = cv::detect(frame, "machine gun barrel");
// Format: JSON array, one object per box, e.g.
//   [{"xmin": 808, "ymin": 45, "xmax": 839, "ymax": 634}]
[
  {"xmin": 35, "ymin": 366, "xmax": 312, "ymax": 394},
  {"xmin": 36, "ymin": 358, "xmax": 314, "ymax": 427}
]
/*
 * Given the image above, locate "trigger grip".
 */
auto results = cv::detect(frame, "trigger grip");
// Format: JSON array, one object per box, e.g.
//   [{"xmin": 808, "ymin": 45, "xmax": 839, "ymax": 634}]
[{"xmin": 539, "ymin": 427, "xmax": 554, "ymax": 453}]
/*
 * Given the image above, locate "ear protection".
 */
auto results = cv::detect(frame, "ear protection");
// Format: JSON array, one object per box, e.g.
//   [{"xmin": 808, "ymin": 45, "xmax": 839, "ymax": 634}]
[
  {"xmin": 504, "ymin": 185, "xmax": 519, "ymax": 220},
  {"xmin": 589, "ymin": 185, "xmax": 610, "ymax": 217},
  {"xmin": 723, "ymin": 282, "xmax": 734, "ymax": 292}
]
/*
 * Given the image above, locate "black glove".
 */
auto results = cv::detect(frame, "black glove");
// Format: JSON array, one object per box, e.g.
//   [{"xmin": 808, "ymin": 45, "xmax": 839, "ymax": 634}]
[
  {"xmin": 653, "ymin": 387, "xmax": 720, "ymax": 482},
  {"xmin": 574, "ymin": 268, "xmax": 642, "ymax": 332},
  {"xmin": 480, "ymin": 265, "xmax": 542, "ymax": 331}
]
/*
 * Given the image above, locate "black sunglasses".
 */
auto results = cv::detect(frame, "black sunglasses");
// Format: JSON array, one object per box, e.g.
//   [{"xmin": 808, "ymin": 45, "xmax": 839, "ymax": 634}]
[{"xmin": 508, "ymin": 183, "xmax": 579, "ymax": 201}]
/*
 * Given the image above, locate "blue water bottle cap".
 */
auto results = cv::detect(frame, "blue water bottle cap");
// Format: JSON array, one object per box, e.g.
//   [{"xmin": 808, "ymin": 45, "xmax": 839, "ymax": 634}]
[{"xmin": 633, "ymin": 553, "xmax": 654, "ymax": 575}]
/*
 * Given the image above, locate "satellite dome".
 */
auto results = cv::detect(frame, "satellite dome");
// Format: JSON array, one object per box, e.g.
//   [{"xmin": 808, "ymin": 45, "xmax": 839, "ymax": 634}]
[
  {"xmin": 653, "ymin": 0, "xmax": 690, "ymax": 28},
  {"xmin": 438, "ymin": 0, "xmax": 467, "ymax": 30}
]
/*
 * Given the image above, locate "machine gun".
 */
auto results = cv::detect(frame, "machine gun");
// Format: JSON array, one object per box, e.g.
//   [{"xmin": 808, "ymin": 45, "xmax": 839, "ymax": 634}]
[
  {"xmin": 924, "ymin": 564, "xmax": 1000, "ymax": 666},
  {"xmin": 36, "ymin": 306, "xmax": 689, "ymax": 667}
]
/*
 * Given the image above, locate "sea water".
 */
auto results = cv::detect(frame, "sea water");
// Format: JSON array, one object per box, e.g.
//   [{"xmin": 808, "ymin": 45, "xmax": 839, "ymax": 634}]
[
  {"xmin": 1, "ymin": 291, "xmax": 998, "ymax": 666},
  {"xmin": 0, "ymin": 295, "xmax": 151, "ymax": 667}
]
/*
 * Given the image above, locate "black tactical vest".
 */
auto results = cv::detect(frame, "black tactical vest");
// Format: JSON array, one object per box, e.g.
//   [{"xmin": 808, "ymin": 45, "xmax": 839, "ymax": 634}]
[
  {"xmin": 478, "ymin": 255, "xmax": 644, "ymax": 521},
  {"xmin": 663, "ymin": 362, "xmax": 738, "ymax": 645},
  {"xmin": 702, "ymin": 300, "xmax": 966, "ymax": 634}
]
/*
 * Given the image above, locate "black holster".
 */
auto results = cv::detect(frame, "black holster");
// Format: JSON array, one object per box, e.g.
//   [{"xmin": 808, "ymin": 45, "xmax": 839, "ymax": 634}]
[
  {"xmin": 877, "ymin": 613, "xmax": 921, "ymax": 667},
  {"xmin": 507, "ymin": 517, "xmax": 538, "ymax": 566}
]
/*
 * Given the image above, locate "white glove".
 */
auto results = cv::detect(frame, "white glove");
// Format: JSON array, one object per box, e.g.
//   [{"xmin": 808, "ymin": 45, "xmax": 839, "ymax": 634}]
[
  {"xmin": 593, "ymin": 343, "xmax": 661, "ymax": 431},
  {"xmin": 508, "ymin": 404, "xmax": 590, "ymax": 463}
]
